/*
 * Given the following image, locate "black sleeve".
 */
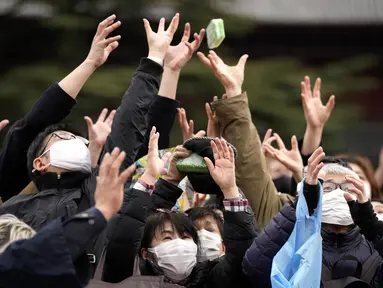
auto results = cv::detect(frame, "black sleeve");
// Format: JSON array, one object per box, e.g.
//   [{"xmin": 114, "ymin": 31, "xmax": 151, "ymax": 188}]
[
  {"xmin": 62, "ymin": 207, "xmax": 107, "ymax": 261},
  {"xmin": 136, "ymin": 96, "xmax": 179, "ymax": 160},
  {"xmin": 302, "ymin": 182, "xmax": 320, "ymax": 216},
  {"xmin": 103, "ymin": 188, "xmax": 152, "ymax": 283},
  {"xmin": 150, "ymin": 178, "xmax": 183, "ymax": 210},
  {"xmin": 105, "ymin": 58, "xmax": 163, "ymax": 170},
  {"xmin": 349, "ymin": 200, "xmax": 383, "ymax": 255},
  {"xmin": 207, "ymin": 209, "xmax": 258, "ymax": 288},
  {"xmin": 0, "ymin": 83, "xmax": 76, "ymax": 201},
  {"xmin": 298, "ymin": 138, "xmax": 322, "ymax": 167}
]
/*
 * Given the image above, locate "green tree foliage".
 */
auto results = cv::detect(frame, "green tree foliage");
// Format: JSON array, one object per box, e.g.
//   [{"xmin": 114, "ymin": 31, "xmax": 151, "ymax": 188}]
[{"xmin": 0, "ymin": 0, "xmax": 379, "ymax": 154}]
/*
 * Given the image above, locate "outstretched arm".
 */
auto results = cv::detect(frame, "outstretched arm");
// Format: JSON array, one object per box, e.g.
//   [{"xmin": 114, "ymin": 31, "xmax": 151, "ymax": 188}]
[{"xmin": 0, "ymin": 15, "xmax": 120, "ymax": 201}]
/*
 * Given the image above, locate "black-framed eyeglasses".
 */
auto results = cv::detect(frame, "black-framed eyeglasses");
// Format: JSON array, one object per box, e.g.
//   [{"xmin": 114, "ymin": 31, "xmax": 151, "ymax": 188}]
[
  {"xmin": 323, "ymin": 181, "xmax": 354, "ymax": 193},
  {"xmin": 38, "ymin": 132, "xmax": 89, "ymax": 157}
]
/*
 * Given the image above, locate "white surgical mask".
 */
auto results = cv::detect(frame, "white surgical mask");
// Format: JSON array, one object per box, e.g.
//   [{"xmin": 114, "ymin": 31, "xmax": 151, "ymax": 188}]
[
  {"xmin": 148, "ymin": 238, "xmax": 197, "ymax": 281},
  {"xmin": 377, "ymin": 213, "xmax": 383, "ymax": 222},
  {"xmin": 197, "ymin": 229, "xmax": 222, "ymax": 262},
  {"xmin": 322, "ymin": 189, "xmax": 354, "ymax": 226},
  {"xmin": 364, "ymin": 182, "xmax": 372, "ymax": 199},
  {"xmin": 48, "ymin": 139, "xmax": 91, "ymax": 174}
]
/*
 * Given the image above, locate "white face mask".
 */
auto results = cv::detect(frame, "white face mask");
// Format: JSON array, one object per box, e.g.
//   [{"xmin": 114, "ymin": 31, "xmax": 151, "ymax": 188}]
[
  {"xmin": 47, "ymin": 139, "xmax": 91, "ymax": 174},
  {"xmin": 322, "ymin": 188, "xmax": 354, "ymax": 226},
  {"xmin": 148, "ymin": 238, "xmax": 197, "ymax": 281},
  {"xmin": 197, "ymin": 229, "xmax": 223, "ymax": 262},
  {"xmin": 377, "ymin": 213, "xmax": 383, "ymax": 222},
  {"xmin": 364, "ymin": 182, "xmax": 372, "ymax": 199}
]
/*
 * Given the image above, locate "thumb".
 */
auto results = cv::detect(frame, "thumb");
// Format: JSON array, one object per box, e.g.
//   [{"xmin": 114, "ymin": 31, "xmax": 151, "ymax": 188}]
[
  {"xmin": 119, "ymin": 163, "xmax": 137, "ymax": 185},
  {"xmin": 325, "ymin": 95, "xmax": 335, "ymax": 113},
  {"xmin": 237, "ymin": 54, "xmax": 249, "ymax": 70},
  {"xmin": 195, "ymin": 130, "xmax": 206, "ymax": 137},
  {"xmin": 344, "ymin": 192, "xmax": 356, "ymax": 203},
  {"xmin": 84, "ymin": 116, "xmax": 94, "ymax": 132},
  {"xmin": 204, "ymin": 157, "xmax": 215, "ymax": 174},
  {"xmin": 143, "ymin": 19, "xmax": 152, "ymax": 37}
]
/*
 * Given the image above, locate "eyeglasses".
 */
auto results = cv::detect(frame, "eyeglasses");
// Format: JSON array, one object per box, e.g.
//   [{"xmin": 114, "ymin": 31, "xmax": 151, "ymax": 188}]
[
  {"xmin": 38, "ymin": 132, "xmax": 89, "ymax": 157},
  {"xmin": 322, "ymin": 181, "xmax": 354, "ymax": 193}
]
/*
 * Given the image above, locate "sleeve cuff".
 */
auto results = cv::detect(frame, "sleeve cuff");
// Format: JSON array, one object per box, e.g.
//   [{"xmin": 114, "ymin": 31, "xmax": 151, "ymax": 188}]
[
  {"xmin": 134, "ymin": 179, "xmax": 155, "ymax": 195},
  {"xmin": 147, "ymin": 56, "xmax": 164, "ymax": 67},
  {"xmin": 223, "ymin": 199, "xmax": 249, "ymax": 212}
]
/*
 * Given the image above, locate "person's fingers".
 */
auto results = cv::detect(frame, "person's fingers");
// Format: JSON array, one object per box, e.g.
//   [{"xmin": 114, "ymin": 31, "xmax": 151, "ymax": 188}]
[
  {"xmin": 157, "ymin": 17, "xmax": 165, "ymax": 33},
  {"xmin": 105, "ymin": 41, "xmax": 119, "ymax": 55},
  {"xmin": 215, "ymin": 138, "xmax": 225, "ymax": 159},
  {"xmin": 101, "ymin": 20, "xmax": 121, "ymax": 39},
  {"xmin": 189, "ymin": 119, "xmax": 195, "ymax": 134},
  {"xmin": 325, "ymin": 95, "xmax": 336, "ymax": 113},
  {"xmin": 311, "ymin": 151, "xmax": 325, "ymax": 168},
  {"xmin": 99, "ymin": 153, "xmax": 111, "ymax": 177},
  {"xmin": 177, "ymin": 108, "xmax": 183, "ymax": 127},
  {"xmin": 344, "ymin": 192, "xmax": 356, "ymax": 203},
  {"xmin": 209, "ymin": 50, "xmax": 224, "ymax": 65},
  {"xmin": 103, "ymin": 35, "xmax": 122, "ymax": 46},
  {"xmin": 174, "ymin": 151, "xmax": 192, "ymax": 160},
  {"xmin": 105, "ymin": 110, "xmax": 116, "ymax": 126},
  {"xmin": 311, "ymin": 162, "xmax": 325, "ymax": 181},
  {"xmin": 237, "ymin": 54, "xmax": 249, "ymax": 70},
  {"xmin": 263, "ymin": 129, "xmax": 273, "ymax": 144},
  {"xmin": 161, "ymin": 152, "xmax": 172, "ymax": 165},
  {"xmin": 0, "ymin": 119, "xmax": 9, "ymax": 131},
  {"xmin": 205, "ymin": 103, "xmax": 214, "ymax": 119},
  {"xmin": 110, "ymin": 150, "xmax": 125, "ymax": 179},
  {"xmin": 348, "ymin": 187, "xmax": 366, "ymax": 203},
  {"xmin": 181, "ymin": 23, "xmax": 191, "ymax": 42},
  {"xmin": 301, "ymin": 92, "xmax": 309, "ymax": 112},
  {"xmin": 204, "ymin": 157, "xmax": 215, "ymax": 174},
  {"xmin": 228, "ymin": 146, "xmax": 235, "ymax": 162},
  {"xmin": 300, "ymin": 81, "xmax": 306, "ymax": 96},
  {"xmin": 166, "ymin": 13, "xmax": 180, "ymax": 35},
  {"xmin": 197, "ymin": 52, "xmax": 213, "ymax": 69},
  {"xmin": 221, "ymin": 139, "xmax": 230, "ymax": 159},
  {"xmin": 213, "ymin": 96, "xmax": 218, "ymax": 102},
  {"xmin": 84, "ymin": 116, "xmax": 94, "ymax": 133},
  {"xmin": 96, "ymin": 15, "xmax": 116, "ymax": 36},
  {"xmin": 263, "ymin": 144, "xmax": 276, "ymax": 157},
  {"xmin": 119, "ymin": 163, "xmax": 137, "ymax": 185},
  {"xmin": 184, "ymin": 41, "xmax": 194, "ymax": 56},
  {"xmin": 143, "ymin": 18, "xmax": 153, "ymax": 36},
  {"xmin": 309, "ymin": 147, "xmax": 324, "ymax": 164},
  {"xmin": 291, "ymin": 135, "xmax": 298, "ymax": 151},
  {"xmin": 208, "ymin": 54, "xmax": 219, "ymax": 72},
  {"xmin": 273, "ymin": 133, "xmax": 286, "ymax": 150},
  {"xmin": 313, "ymin": 77, "xmax": 321, "ymax": 98},
  {"xmin": 190, "ymin": 29, "xmax": 205, "ymax": 51},
  {"xmin": 148, "ymin": 127, "xmax": 157, "ymax": 151},
  {"xmin": 222, "ymin": 94, "xmax": 228, "ymax": 100},
  {"xmin": 345, "ymin": 175, "xmax": 364, "ymax": 191},
  {"xmin": 264, "ymin": 135, "xmax": 277, "ymax": 146},
  {"xmin": 210, "ymin": 140, "xmax": 220, "ymax": 160},
  {"xmin": 97, "ymin": 108, "xmax": 108, "ymax": 122},
  {"xmin": 195, "ymin": 130, "xmax": 206, "ymax": 137},
  {"xmin": 304, "ymin": 76, "xmax": 311, "ymax": 96},
  {"xmin": 175, "ymin": 145, "xmax": 189, "ymax": 153}
]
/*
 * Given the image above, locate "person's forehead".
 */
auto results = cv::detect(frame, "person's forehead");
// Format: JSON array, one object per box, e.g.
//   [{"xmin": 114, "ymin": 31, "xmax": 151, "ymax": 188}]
[
  {"xmin": 196, "ymin": 215, "xmax": 218, "ymax": 226},
  {"xmin": 324, "ymin": 173, "xmax": 346, "ymax": 182},
  {"xmin": 348, "ymin": 163, "xmax": 365, "ymax": 176}
]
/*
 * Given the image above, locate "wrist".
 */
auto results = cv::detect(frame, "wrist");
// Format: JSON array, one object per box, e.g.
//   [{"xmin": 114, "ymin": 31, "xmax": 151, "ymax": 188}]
[
  {"xmin": 222, "ymin": 185, "xmax": 240, "ymax": 199},
  {"xmin": 82, "ymin": 59, "xmax": 100, "ymax": 71},
  {"xmin": 141, "ymin": 172, "xmax": 158, "ymax": 186},
  {"xmin": 148, "ymin": 50, "xmax": 166, "ymax": 62},
  {"xmin": 95, "ymin": 205, "xmax": 114, "ymax": 221},
  {"xmin": 306, "ymin": 124, "xmax": 324, "ymax": 133},
  {"xmin": 224, "ymin": 86, "xmax": 242, "ymax": 98},
  {"xmin": 163, "ymin": 65, "xmax": 182, "ymax": 76},
  {"xmin": 162, "ymin": 174, "xmax": 182, "ymax": 186},
  {"xmin": 293, "ymin": 170, "xmax": 303, "ymax": 184}
]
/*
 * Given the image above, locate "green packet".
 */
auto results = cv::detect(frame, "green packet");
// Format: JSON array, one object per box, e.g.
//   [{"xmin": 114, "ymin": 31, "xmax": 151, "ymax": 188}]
[
  {"xmin": 176, "ymin": 153, "xmax": 209, "ymax": 174},
  {"xmin": 206, "ymin": 19, "xmax": 225, "ymax": 49}
]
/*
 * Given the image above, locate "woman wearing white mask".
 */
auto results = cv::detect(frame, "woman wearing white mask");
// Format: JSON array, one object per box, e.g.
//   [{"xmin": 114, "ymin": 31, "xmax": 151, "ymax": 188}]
[
  {"xmin": 103, "ymin": 131, "xmax": 258, "ymax": 287},
  {"xmin": 243, "ymin": 147, "xmax": 383, "ymax": 287}
]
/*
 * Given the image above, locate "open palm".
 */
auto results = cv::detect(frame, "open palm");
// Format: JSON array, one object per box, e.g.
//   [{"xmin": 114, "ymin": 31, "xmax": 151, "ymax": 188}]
[
  {"xmin": 301, "ymin": 76, "xmax": 335, "ymax": 128},
  {"xmin": 205, "ymin": 138, "xmax": 236, "ymax": 191},
  {"xmin": 146, "ymin": 127, "xmax": 171, "ymax": 178},
  {"xmin": 85, "ymin": 109, "xmax": 116, "ymax": 148}
]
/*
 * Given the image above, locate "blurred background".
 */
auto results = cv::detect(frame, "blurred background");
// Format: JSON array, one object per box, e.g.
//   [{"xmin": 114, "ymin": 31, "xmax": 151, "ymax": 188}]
[{"xmin": 0, "ymin": 0, "xmax": 383, "ymax": 163}]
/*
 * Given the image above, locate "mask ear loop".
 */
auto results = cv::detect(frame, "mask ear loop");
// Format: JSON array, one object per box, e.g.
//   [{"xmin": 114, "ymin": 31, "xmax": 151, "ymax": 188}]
[{"xmin": 32, "ymin": 149, "xmax": 51, "ymax": 173}]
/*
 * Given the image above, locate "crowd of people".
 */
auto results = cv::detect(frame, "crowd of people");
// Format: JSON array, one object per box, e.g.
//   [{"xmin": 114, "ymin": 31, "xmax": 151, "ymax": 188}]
[{"xmin": 1, "ymin": 12, "xmax": 383, "ymax": 288}]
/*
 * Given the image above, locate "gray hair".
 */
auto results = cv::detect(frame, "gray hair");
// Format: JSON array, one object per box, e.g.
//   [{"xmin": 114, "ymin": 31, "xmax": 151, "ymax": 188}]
[
  {"xmin": 0, "ymin": 214, "xmax": 36, "ymax": 253},
  {"xmin": 320, "ymin": 163, "xmax": 359, "ymax": 179}
]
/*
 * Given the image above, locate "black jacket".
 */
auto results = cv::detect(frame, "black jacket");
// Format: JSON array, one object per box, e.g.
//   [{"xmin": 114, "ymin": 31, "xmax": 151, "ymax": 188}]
[
  {"xmin": 243, "ymin": 183, "xmax": 383, "ymax": 287},
  {"xmin": 0, "ymin": 83, "xmax": 76, "ymax": 201},
  {"xmin": 0, "ymin": 207, "xmax": 106, "ymax": 288},
  {"xmin": 103, "ymin": 179, "xmax": 258, "ymax": 287}
]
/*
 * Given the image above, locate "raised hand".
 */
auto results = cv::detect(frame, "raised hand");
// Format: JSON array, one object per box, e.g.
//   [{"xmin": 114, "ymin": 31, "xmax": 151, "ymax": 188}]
[
  {"xmin": 204, "ymin": 138, "xmax": 239, "ymax": 198},
  {"xmin": 95, "ymin": 147, "xmax": 136, "ymax": 221},
  {"xmin": 0, "ymin": 119, "xmax": 9, "ymax": 131},
  {"xmin": 301, "ymin": 76, "xmax": 335, "ymax": 129},
  {"xmin": 143, "ymin": 13, "xmax": 180, "ymax": 61},
  {"xmin": 85, "ymin": 108, "xmax": 116, "ymax": 149},
  {"xmin": 263, "ymin": 133, "xmax": 303, "ymax": 183},
  {"xmin": 305, "ymin": 147, "xmax": 326, "ymax": 185},
  {"xmin": 164, "ymin": 23, "xmax": 205, "ymax": 71},
  {"xmin": 141, "ymin": 127, "xmax": 172, "ymax": 185},
  {"xmin": 344, "ymin": 174, "xmax": 368, "ymax": 203},
  {"xmin": 86, "ymin": 15, "xmax": 121, "ymax": 68},
  {"xmin": 261, "ymin": 129, "xmax": 273, "ymax": 157},
  {"xmin": 177, "ymin": 108, "xmax": 206, "ymax": 142},
  {"xmin": 198, "ymin": 51, "xmax": 248, "ymax": 98},
  {"xmin": 163, "ymin": 146, "xmax": 192, "ymax": 186},
  {"xmin": 206, "ymin": 98, "xmax": 220, "ymax": 138}
]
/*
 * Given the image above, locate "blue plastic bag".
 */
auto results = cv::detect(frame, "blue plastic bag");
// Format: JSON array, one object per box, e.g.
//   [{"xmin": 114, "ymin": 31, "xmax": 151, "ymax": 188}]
[{"xmin": 271, "ymin": 182, "xmax": 323, "ymax": 288}]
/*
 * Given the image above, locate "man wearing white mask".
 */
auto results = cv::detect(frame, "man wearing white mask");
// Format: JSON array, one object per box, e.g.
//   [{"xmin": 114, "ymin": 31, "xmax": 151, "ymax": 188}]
[{"xmin": 243, "ymin": 147, "xmax": 383, "ymax": 287}]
